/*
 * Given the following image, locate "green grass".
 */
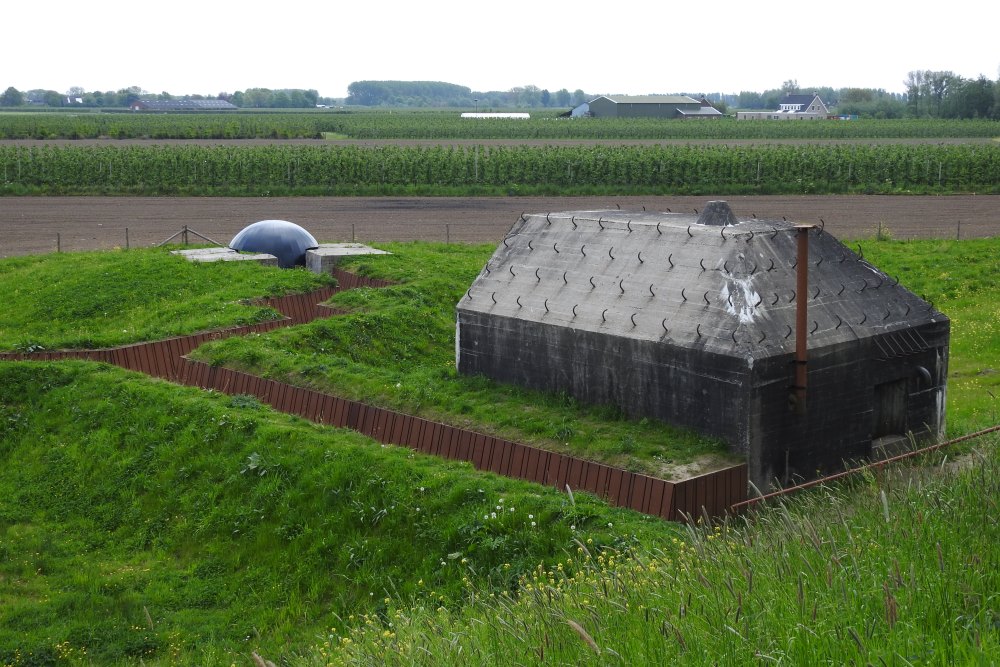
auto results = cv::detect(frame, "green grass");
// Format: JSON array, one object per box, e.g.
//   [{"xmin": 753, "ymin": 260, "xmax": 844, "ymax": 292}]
[
  {"xmin": 0, "ymin": 362, "xmax": 662, "ymax": 665},
  {"xmin": 308, "ymin": 433, "xmax": 1000, "ymax": 666},
  {"xmin": 0, "ymin": 248, "xmax": 332, "ymax": 350}
]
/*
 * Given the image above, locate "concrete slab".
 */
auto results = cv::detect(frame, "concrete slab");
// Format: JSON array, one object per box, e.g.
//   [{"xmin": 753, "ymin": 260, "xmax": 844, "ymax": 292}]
[
  {"xmin": 306, "ymin": 244, "xmax": 391, "ymax": 274},
  {"xmin": 171, "ymin": 247, "xmax": 278, "ymax": 266}
]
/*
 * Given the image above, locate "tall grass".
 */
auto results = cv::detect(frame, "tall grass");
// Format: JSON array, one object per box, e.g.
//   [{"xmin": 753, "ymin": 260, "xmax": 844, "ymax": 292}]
[{"xmin": 306, "ymin": 434, "xmax": 1000, "ymax": 665}]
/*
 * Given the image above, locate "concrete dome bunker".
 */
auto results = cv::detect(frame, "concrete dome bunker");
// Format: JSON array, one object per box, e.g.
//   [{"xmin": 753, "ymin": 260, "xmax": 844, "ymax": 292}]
[
  {"xmin": 230, "ymin": 219, "xmax": 319, "ymax": 269},
  {"xmin": 455, "ymin": 201, "xmax": 950, "ymax": 490}
]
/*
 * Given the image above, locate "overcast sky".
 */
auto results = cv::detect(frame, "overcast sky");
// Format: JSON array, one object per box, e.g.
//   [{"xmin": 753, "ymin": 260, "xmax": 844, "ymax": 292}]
[{"xmin": 7, "ymin": 1, "xmax": 997, "ymax": 99}]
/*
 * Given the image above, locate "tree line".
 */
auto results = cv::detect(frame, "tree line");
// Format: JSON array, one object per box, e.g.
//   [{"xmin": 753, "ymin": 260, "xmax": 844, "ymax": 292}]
[
  {"xmin": 2, "ymin": 70, "xmax": 999, "ymax": 118},
  {"xmin": 0, "ymin": 86, "xmax": 330, "ymax": 109}
]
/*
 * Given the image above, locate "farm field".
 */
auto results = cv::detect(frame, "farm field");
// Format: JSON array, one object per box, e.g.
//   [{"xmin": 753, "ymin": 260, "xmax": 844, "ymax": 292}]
[{"xmin": 1, "ymin": 194, "xmax": 997, "ymax": 258}]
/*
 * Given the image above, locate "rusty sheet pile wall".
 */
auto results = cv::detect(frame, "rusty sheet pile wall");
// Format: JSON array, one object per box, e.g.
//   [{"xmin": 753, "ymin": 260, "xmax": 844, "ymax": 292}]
[{"xmin": 1, "ymin": 269, "xmax": 747, "ymax": 521}]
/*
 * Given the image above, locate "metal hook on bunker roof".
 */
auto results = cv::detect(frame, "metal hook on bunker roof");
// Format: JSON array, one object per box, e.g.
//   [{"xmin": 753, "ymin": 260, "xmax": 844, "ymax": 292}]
[
  {"xmin": 485, "ymin": 264, "xmax": 491, "ymax": 275},
  {"xmin": 856, "ymin": 243, "xmax": 864, "ymax": 260},
  {"xmin": 815, "ymin": 255, "xmax": 824, "ymax": 267},
  {"xmin": 890, "ymin": 275, "xmax": 900, "ymax": 287},
  {"xmin": 747, "ymin": 230, "xmax": 754, "ymax": 242},
  {"xmin": 519, "ymin": 212, "xmax": 526, "ymax": 222},
  {"xmin": 758, "ymin": 330, "xmax": 766, "ymax": 344},
  {"xmin": 859, "ymin": 313, "xmax": 868, "ymax": 325},
  {"xmin": 589, "ymin": 276, "xmax": 596, "ymax": 290},
  {"xmin": 528, "ymin": 239, "xmax": 534, "ymax": 251},
  {"xmin": 873, "ymin": 276, "xmax": 883, "ymax": 289},
  {"xmin": 571, "ymin": 216, "xmax": 577, "ymax": 230},
  {"xmin": 681, "ymin": 287, "xmax": 688, "ymax": 302},
  {"xmin": 466, "ymin": 288, "xmax": 472, "ymax": 300},
  {"xmin": 516, "ymin": 295, "xmax": 523, "ymax": 308},
  {"xmin": 553, "ymin": 242, "xmax": 560, "ymax": 254},
  {"xmin": 838, "ymin": 283, "xmax": 845, "ymax": 296},
  {"xmin": 835, "ymin": 314, "xmax": 843, "ymax": 329},
  {"xmin": 627, "ymin": 220, "xmax": 633, "ymax": 233},
  {"xmin": 732, "ymin": 329, "xmax": 739, "ymax": 344},
  {"xmin": 789, "ymin": 289, "xmax": 796, "ymax": 302},
  {"xmin": 771, "ymin": 292, "xmax": 780, "ymax": 306},
  {"xmin": 882, "ymin": 307, "xmax": 891, "ymax": 321},
  {"xmin": 727, "ymin": 292, "xmax": 733, "ymax": 307},
  {"xmin": 754, "ymin": 294, "xmax": 763, "ymax": 308},
  {"xmin": 858, "ymin": 280, "xmax": 867, "ymax": 293},
  {"xmin": 638, "ymin": 251, "xmax": 644, "ymax": 264},
  {"xmin": 618, "ymin": 279, "xmax": 625, "ymax": 295},
  {"xmin": 812, "ymin": 286, "xmax": 821, "ymax": 300},
  {"xmin": 687, "ymin": 225, "xmax": 693, "ymax": 238},
  {"xmin": 616, "ymin": 203, "xmax": 621, "ymax": 210},
  {"xmin": 790, "ymin": 257, "xmax": 797, "ymax": 269},
  {"xmin": 581, "ymin": 244, "xmax": 587, "ymax": 257},
  {"xmin": 562, "ymin": 271, "xmax": 568, "ymax": 285},
  {"xmin": 491, "ymin": 292, "xmax": 497, "ymax": 304},
  {"xmin": 696, "ymin": 323, "xmax": 702, "ymax": 338},
  {"xmin": 661, "ymin": 318, "xmax": 669, "ymax": 334},
  {"xmin": 810, "ymin": 321, "xmax": 818, "ymax": 335},
  {"xmin": 904, "ymin": 303, "xmax": 911, "ymax": 316},
  {"xmin": 631, "ymin": 313, "xmax": 638, "ymax": 327},
  {"xmin": 723, "ymin": 259, "xmax": 731, "ymax": 274},
  {"xmin": 535, "ymin": 268, "xmax": 541, "ymax": 282},
  {"xmin": 703, "ymin": 290, "xmax": 711, "ymax": 306},
  {"xmin": 750, "ymin": 261, "xmax": 758, "ymax": 275},
  {"xmin": 699, "ymin": 258, "xmax": 706, "ymax": 272},
  {"xmin": 769, "ymin": 226, "xmax": 778, "ymax": 239},
  {"xmin": 545, "ymin": 213, "xmax": 551, "ymax": 225},
  {"xmin": 784, "ymin": 325, "xmax": 793, "ymax": 339},
  {"xmin": 656, "ymin": 221, "xmax": 663, "ymax": 236},
  {"xmin": 667, "ymin": 253, "xmax": 674, "ymax": 269},
  {"xmin": 839, "ymin": 252, "xmax": 847, "ymax": 263},
  {"xmin": 694, "ymin": 208, "xmax": 699, "ymax": 214},
  {"xmin": 572, "ymin": 304, "xmax": 579, "ymax": 318},
  {"xmin": 766, "ymin": 258, "xmax": 775, "ymax": 272},
  {"xmin": 503, "ymin": 237, "xmax": 510, "ymax": 248},
  {"xmin": 601, "ymin": 308, "xmax": 608, "ymax": 323},
  {"xmin": 649, "ymin": 283, "xmax": 656, "ymax": 297},
  {"xmin": 608, "ymin": 246, "xmax": 615, "ymax": 260},
  {"xmin": 544, "ymin": 299, "xmax": 550, "ymax": 313},
  {"xmin": 720, "ymin": 226, "xmax": 727, "ymax": 241},
  {"xmin": 598, "ymin": 217, "xmax": 605, "ymax": 231},
  {"xmin": 509, "ymin": 265, "xmax": 516, "ymax": 277},
  {"xmin": 818, "ymin": 219, "xmax": 825, "ymax": 234}
]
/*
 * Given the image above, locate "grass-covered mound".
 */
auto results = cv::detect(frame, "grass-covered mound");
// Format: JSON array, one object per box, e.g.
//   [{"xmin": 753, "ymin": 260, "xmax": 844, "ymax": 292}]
[
  {"xmin": 191, "ymin": 242, "xmax": 732, "ymax": 478},
  {"xmin": 0, "ymin": 248, "xmax": 332, "ymax": 351},
  {"xmin": 0, "ymin": 362, "xmax": 663, "ymax": 665},
  {"xmin": 312, "ymin": 433, "xmax": 1000, "ymax": 666}
]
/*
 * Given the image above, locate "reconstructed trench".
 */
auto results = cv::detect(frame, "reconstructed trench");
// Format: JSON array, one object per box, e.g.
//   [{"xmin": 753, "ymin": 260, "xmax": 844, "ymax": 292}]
[{"xmin": 0, "ymin": 268, "xmax": 748, "ymax": 522}]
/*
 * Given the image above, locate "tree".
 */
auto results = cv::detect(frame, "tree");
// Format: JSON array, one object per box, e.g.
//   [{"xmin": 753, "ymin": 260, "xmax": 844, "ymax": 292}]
[
  {"xmin": 0, "ymin": 86, "xmax": 24, "ymax": 107},
  {"xmin": 572, "ymin": 89, "xmax": 587, "ymax": 105},
  {"xmin": 781, "ymin": 79, "xmax": 799, "ymax": 96},
  {"xmin": 555, "ymin": 88, "xmax": 571, "ymax": 107}
]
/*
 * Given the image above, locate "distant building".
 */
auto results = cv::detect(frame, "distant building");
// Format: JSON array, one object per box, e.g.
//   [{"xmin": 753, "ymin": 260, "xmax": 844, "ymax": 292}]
[
  {"xmin": 460, "ymin": 113, "xmax": 530, "ymax": 119},
  {"xmin": 129, "ymin": 99, "xmax": 238, "ymax": 111},
  {"xmin": 737, "ymin": 94, "xmax": 830, "ymax": 120},
  {"xmin": 587, "ymin": 95, "xmax": 722, "ymax": 119}
]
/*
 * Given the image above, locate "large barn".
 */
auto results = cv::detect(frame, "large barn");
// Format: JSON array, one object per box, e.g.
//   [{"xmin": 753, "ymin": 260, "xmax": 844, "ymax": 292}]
[
  {"xmin": 455, "ymin": 203, "xmax": 949, "ymax": 489},
  {"xmin": 587, "ymin": 95, "xmax": 722, "ymax": 119}
]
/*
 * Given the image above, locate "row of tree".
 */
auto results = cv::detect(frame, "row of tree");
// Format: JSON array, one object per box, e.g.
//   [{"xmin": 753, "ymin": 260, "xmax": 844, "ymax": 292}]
[
  {"xmin": 0, "ymin": 86, "xmax": 331, "ymax": 109},
  {"xmin": 3, "ymin": 71, "xmax": 999, "ymax": 119}
]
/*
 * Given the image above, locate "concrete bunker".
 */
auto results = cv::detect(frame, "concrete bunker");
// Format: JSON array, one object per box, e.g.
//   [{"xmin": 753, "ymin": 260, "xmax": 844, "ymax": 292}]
[{"xmin": 455, "ymin": 202, "xmax": 949, "ymax": 489}]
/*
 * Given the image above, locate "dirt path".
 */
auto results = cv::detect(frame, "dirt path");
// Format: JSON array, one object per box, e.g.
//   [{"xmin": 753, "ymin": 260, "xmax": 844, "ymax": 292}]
[{"xmin": 1, "ymin": 194, "xmax": 995, "ymax": 257}]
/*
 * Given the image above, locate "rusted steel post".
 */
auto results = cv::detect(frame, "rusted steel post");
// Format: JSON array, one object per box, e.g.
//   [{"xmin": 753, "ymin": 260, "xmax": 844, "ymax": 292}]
[{"xmin": 793, "ymin": 225, "xmax": 812, "ymax": 414}]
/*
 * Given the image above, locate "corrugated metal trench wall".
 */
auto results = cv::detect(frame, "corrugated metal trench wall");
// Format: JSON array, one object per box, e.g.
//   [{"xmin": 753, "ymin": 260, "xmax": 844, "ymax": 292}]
[{"xmin": 1, "ymin": 269, "xmax": 748, "ymax": 522}]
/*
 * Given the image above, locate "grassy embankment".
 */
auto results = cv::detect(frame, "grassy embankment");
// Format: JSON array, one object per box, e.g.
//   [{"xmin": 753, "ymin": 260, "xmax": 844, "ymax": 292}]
[
  {"xmin": 0, "ymin": 249, "xmax": 332, "ymax": 350},
  {"xmin": 0, "ymin": 362, "xmax": 660, "ymax": 665},
  {"xmin": 0, "ymin": 236, "xmax": 997, "ymax": 664}
]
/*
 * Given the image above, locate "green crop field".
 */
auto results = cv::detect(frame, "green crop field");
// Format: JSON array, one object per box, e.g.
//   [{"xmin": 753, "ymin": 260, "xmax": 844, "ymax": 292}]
[
  {"xmin": 0, "ymin": 235, "xmax": 998, "ymax": 665},
  {"xmin": 2, "ymin": 142, "xmax": 998, "ymax": 196},
  {"xmin": 0, "ymin": 110, "xmax": 998, "ymax": 141}
]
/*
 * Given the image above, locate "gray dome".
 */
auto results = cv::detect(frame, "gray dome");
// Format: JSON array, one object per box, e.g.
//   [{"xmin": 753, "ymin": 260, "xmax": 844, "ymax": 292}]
[{"xmin": 230, "ymin": 220, "xmax": 318, "ymax": 268}]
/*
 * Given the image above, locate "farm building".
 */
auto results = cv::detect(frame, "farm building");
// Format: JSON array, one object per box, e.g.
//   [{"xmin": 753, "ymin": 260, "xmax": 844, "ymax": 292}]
[
  {"xmin": 455, "ymin": 203, "xmax": 949, "ymax": 489},
  {"xmin": 129, "ymin": 99, "xmax": 238, "ymax": 111},
  {"xmin": 737, "ymin": 93, "xmax": 830, "ymax": 120},
  {"xmin": 586, "ymin": 95, "xmax": 722, "ymax": 119}
]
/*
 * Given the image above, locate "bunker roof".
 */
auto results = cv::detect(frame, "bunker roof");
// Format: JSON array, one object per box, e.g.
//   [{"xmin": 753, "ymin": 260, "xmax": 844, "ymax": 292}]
[{"xmin": 457, "ymin": 205, "xmax": 945, "ymax": 361}]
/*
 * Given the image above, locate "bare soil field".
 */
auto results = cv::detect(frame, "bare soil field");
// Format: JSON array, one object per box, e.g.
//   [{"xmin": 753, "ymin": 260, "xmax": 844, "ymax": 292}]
[{"xmin": 1, "ymin": 194, "xmax": 996, "ymax": 258}]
